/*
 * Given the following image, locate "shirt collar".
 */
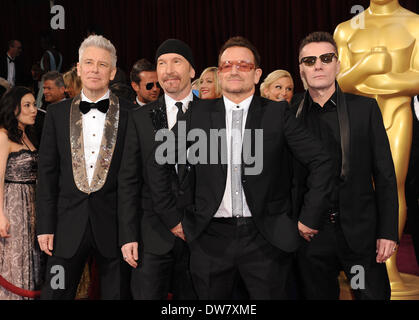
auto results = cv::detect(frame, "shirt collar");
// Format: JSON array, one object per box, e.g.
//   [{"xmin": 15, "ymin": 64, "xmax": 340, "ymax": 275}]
[
  {"xmin": 136, "ymin": 97, "xmax": 146, "ymax": 106},
  {"xmin": 164, "ymin": 91, "xmax": 193, "ymax": 112},
  {"xmin": 308, "ymin": 90, "xmax": 337, "ymax": 112},
  {"xmin": 223, "ymin": 95, "xmax": 253, "ymax": 113},
  {"xmin": 81, "ymin": 90, "xmax": 110, "ymax": 103}
]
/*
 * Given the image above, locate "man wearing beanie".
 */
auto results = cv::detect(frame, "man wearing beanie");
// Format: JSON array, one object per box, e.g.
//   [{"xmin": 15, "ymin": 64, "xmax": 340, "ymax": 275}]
[{"xmin": 118, "ymin": 39, "xmax": 197, "ymax": 299}]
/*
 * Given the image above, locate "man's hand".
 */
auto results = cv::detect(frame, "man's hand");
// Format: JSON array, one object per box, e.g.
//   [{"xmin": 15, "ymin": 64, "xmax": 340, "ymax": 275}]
[
  {"xmin": 121, "ymin": 242, "xmax": 139, "ymax": 268},
  {"xmin": 298, "ymin": 221, "xmax": 319, "ymax": 242},
  {"xmin": 376, "ymin": 239, "xmax": 397, "ymax": 263},
  {"xmin": 170, "ymin": 222, "xmax": 186, "ymax": 241},
  {"xmin": 37, "ymin": 234, "xmax": 54, "ymax": 256}
]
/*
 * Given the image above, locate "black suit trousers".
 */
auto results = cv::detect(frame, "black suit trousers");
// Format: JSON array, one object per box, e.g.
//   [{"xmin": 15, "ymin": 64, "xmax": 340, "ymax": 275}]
[
  {"xmin": 189, "ymin": 218, "xmax": 293, "ymax": 300},
  {"xmin": 40, "ymin": 220, "xmax": 131, "ymax": 300},
  {"xmin": 130, "ymin": 237, "xmax": 196, "ymax": 300},
  {"xmin": 297, "ymin": 221, "xmax": 390, "ymax": 300}
]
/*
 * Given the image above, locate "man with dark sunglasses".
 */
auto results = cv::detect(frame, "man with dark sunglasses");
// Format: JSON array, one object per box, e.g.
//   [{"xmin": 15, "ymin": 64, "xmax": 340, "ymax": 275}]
[
  {"xmin": 130, "ymin": 58, "xmax": 160, "ymax": 106},
  {"xmin": 147, "ymin": 36, "xmax": 334, "ymax": 299},
  {"xmin": 118, "ymin": 39, "xmax": 198, "ymax": 299},
  {"xmin": 292, "ymin": 31, "xmax": 398, "ymax": 300}
]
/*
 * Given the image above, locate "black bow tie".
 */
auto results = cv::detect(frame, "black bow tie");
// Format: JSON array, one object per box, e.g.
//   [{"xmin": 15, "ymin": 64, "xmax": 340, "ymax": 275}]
[
  {"xmin": 7, "ymin": 56, "xmax": 14, "ymax": 63},
  {"xmin": 79, "ymin": 99, "xmax": 110, "ymax": 114}
]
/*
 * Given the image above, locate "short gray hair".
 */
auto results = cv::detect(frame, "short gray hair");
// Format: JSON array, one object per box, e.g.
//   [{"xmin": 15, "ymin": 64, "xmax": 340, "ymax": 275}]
[
  {"xmin": 42, "ymin": 71, "xmax": 65, "ymax": 88},
  {"xmin": 78, "ymin": 35, "xmax": 117, "ymax": 67}
]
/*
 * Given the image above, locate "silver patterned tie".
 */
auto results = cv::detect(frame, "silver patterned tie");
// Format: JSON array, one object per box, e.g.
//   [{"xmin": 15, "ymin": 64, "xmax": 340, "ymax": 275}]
[{"xmin": 231, "ymin": 108, "xmax": 244, "ymax": 218}]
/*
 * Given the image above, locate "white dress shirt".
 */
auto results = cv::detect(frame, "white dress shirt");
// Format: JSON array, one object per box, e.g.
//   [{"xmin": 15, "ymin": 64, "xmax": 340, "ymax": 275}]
[
  {"xmin": 81, "ymin": 90, "xmax": 110, "ymax": 185},
  {"xmin": 214, "ymin": 95, "xmax": 253, "ymax": 218},
  {"xmin": 164, "ymin": 91, "xmax": 193, "ymax": 130},
  {"xmin": 7, "ymin": 55, "xmax": 15, "ymax": 86}
]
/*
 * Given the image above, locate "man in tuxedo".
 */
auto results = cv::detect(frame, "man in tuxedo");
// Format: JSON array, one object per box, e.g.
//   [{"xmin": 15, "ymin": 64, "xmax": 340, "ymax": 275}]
[
  {"xmin": 147, "ymin": 36, "xmax": 334, "ymax": 299},
  {"xmin": 0, "ymin": 40, "xmax": 23, "ymax": 96},
  {"xmin": 130, "ymin": 58, "xmax": 161, "ymax": 106},
  {"xmin": 406, "ymin": 95, "xmax": 419, "ymax": 265},
  {"xmin": 36, "ymin": 35, "xmax": 132, "ymax": 299},
  {"xmin": 118, "ymin": 39, "xmax": 197, "ymax": 299},
  {"xmin": 293, "ymin": 32, "xmax": 398, "ymax": 300}
]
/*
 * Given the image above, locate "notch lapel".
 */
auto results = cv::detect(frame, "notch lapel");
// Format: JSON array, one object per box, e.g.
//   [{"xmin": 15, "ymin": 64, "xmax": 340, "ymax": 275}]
[{"xmin": 210, "ymin": 98, "xmax": 227, "ymax": 177}]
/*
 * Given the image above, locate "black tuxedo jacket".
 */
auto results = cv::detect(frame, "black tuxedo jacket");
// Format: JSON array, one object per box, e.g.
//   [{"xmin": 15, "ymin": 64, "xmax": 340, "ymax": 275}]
[
  {"xmin": 407, "ymin": 97, "xmax": 419, "ymax": 197},
  {"xmin": 147, "ymin": 96, "xmax": 334, "ymax": 253},
  {"xmin": 118, "ymin": 95, "xmax": 197, "ymax": 255},
  {"xmin": 292, "ymin": 87, "xmax": 399, "ymax": 254},
  {"xmin": 0, "ymin": 54, "xmax": 24, "ymax": 86},
  {"xmin": 36, "ymin": 94, "xmax": 131, "ymax": 259}
]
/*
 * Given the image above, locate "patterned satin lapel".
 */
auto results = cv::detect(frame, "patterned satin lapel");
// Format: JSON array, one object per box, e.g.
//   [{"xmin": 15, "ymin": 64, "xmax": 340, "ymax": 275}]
[{"xmin": 69, "ymin": 93, "xmax": 120, "ymax": 194}]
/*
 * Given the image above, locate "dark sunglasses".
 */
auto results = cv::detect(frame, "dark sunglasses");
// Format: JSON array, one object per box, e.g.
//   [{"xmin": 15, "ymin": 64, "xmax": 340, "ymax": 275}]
[
  {"xmin": 299, "ymin": 53, "xmax": 337, "ymax": 66},
  {"xmin": 218, "ymin": 60, "xmax": 256, "ymax": 73},
  {"xmin": 145, "ymin": 82, "xmax": 161, "ymax": 90}
]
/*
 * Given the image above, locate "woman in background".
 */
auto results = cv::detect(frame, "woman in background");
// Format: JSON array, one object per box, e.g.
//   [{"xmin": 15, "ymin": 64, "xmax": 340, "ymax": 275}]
[
  {"xmin": 260, "ymin": 69, "xmax": 294, "ymax": 103},
  {"xmin": 63, "ymin": 66, "xmax": 82, "ymax": 98},
  {"xmin": 198, "ymin": 67, "xmax": 222, "ymax": 99},
  {"xmin": 0, "ymin": 87, "xmax": 41, "ymax": 300}
]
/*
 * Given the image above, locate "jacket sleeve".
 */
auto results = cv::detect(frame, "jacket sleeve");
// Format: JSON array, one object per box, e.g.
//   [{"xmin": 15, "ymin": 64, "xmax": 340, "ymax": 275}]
[
  {"xmin": 369, "ymin": 100, "xmax": 399, "ymax": 241},
  {"xmin": 282, "ymin": 106, "xmax": 335, "ymax": 229},
  {"xmin": 117, "ymin": 111, "xmax": 144, "ymax": 246},
  {"xmin": 36, "ymin": 107, "xmax": 59, "ymax": 235}
]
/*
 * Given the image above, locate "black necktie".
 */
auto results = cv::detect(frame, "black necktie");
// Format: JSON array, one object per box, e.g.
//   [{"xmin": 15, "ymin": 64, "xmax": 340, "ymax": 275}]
[
  {"xmin": 175, "ymin": 102, "xmax": 185, "ymax": 122},
  {"xmin": 79, "ymin": 99, "xmax": 110, "ymax": 114}
]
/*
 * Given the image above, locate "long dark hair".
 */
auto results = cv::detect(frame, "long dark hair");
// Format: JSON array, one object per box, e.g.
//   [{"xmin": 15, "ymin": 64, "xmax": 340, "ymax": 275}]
[{"xmin": 0, "ymin": 86, "xmax": 37, "ymax": 146}]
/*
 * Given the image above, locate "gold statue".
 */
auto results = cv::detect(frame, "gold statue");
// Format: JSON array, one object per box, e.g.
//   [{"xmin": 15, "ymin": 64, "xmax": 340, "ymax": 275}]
[{"xmin": 334, "ymin": 0, "xmax": 419, "ymax": 298}]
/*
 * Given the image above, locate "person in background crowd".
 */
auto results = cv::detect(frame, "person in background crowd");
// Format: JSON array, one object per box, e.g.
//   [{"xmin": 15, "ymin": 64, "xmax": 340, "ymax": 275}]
[
  {"xmin": 41, "ymin": 71, "xmax": 66, "ymax": 107},
  {"xmin": 63, "ymin": 66, "xmax": 82, "ymax": 99},
  {"xmin": 130, "ymin": 58, "xmax": 160, "ymax": 106},
  {"xmin": 0, "ymin": 40, "xmax": 24, "ymax": 97},
  {"xmin": 260, "ymin": 69, "xmax": 294, "ymax": 103},
  {"xmin": 198, "ymin": 67, "xmax": 222, "ymax": 99}
]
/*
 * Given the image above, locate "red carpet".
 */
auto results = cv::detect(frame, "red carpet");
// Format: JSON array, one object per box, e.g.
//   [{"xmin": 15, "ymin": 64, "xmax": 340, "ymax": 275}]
[{"xmin": 396, "ymin": 234, "xmax": 419, "ymax": 276}]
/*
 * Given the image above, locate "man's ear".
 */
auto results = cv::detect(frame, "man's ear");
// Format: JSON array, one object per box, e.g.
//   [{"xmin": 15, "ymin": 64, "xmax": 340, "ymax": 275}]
[
  {"xmin": 190, "ymin": 66, "xmax": 196, "ymax": 80},
  {"xmin": 76, "ymin": 62, "xmax": 81, "ymax": 77},
  {"xmin": 254, "ymin": 68, "xmax": 262, "ymax": 85},
  {"xmin": 131, "ymin": 81, "xmax": 139, "ymax": 92},
  {"xmin": 110, "ymin": 67, "xmax": 117, "ymax": 81}
]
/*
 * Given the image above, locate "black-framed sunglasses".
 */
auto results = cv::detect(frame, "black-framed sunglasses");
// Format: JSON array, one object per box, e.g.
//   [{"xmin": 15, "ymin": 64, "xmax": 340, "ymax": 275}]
[
  {"xmin": 299, "ymin": 53, "xmax": 337, "ymax": 66},
  {"xmin": 146, "ymin": 82, "xmax": 161, "ymax": 90}
]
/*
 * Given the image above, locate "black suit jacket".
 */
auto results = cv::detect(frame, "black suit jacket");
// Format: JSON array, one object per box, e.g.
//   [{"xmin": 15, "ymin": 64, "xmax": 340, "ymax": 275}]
[
  {"xmin": 0, "ymin": 54, "xmax": 25, "ymax": 86},
  {"xmin": 406, "ymin": 96, "xmax": 419, "ymax": 198},
  {"xmin": 118, "ymin": 95, "xmax": 196, "ymax": 255},
  {"xmin": 36, "ymin": 95, "xmax": 131, "ymax": 259},
  {"xmin": 292, "ymin": 88, "xmax": 399, "ymax": 254},
  {"xmin": 147, "ymin": 96, "xmax": 334, "ymax": 253}
]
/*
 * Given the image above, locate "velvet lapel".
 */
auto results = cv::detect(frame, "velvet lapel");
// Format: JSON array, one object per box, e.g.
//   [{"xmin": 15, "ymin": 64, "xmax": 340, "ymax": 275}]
[{"xmin": 69, "ymin": 92, "xmax": 120, "ymax": 194}]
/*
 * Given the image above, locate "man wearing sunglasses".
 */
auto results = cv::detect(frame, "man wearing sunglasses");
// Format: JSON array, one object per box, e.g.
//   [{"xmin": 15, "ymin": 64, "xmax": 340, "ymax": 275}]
[
  {"xmin": 118, "ymin": 39, "xmax": 197, "ymax": 299},
  {"xmin": 130, "ymin": 58, "xmax": 161, "ymax": 106},
  {"xmin": 147, "ymin": 36, "xmax": 334, "ymax": 299},
  {"xmin": 293, "ymin": 31, "xmax": 398, "ymax": 300}
]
